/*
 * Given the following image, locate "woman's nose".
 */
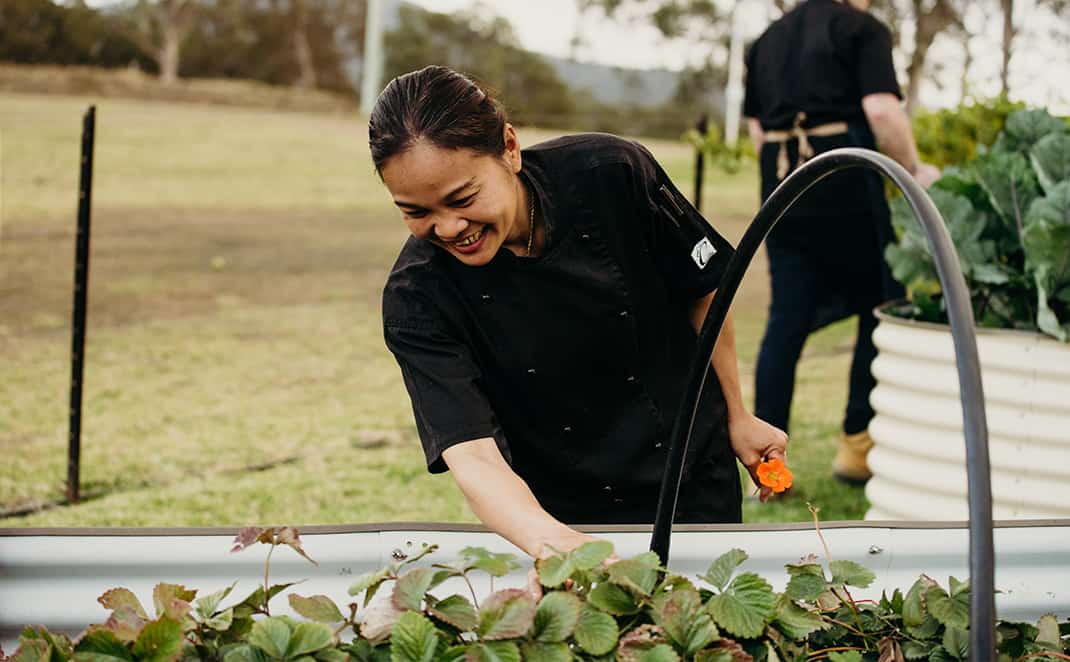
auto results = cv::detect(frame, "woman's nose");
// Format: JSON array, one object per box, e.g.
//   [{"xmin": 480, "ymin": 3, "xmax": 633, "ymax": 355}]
[{"xmin": 433, "ymin": 214, "xmax": 469, "ymax": 242}]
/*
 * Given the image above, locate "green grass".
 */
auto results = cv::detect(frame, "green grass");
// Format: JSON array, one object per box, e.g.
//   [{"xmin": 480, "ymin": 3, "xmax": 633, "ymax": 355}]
[{"xmin": 0, "ymin": 90, "xmax": 865, "ymax": 528}]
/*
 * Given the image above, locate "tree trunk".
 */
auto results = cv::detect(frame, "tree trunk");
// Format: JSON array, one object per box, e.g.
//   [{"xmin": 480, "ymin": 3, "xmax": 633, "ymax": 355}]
[
  {"xmin": 959, "ymin": 27, "xmax": 972, "ymax": 105},
  {"xmin": 158, "ymin": 18, "xmax": 181, "ymax": 84},
  {"xmin": 904, "ymin": 0, "xmax": 960, "ymax": 115},
  {"xmin": 1000, "ymin": 0, "xmax": 1015, "ymax": 97},
  {"xmin": 293, "ymin": 0, "xmax": 317, "ymax": 89}
]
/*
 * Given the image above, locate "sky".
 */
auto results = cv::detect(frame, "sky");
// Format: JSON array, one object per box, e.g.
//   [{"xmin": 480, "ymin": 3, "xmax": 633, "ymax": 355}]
[{"xmin": 412, "ymin": 0, "xmax": 1070, "ymax": 114}]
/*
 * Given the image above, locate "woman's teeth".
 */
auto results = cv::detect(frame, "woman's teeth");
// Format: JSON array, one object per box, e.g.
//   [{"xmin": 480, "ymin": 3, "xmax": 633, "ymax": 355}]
[{"xmin": 455, "ymin": 228, "xmax": 484, "ymax": 247}]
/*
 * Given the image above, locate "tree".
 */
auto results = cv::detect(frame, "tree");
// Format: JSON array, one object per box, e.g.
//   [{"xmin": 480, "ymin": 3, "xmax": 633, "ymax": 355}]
[{"xmin": 128, "ymin": 0, "xmax": 197, "ymax": 84}]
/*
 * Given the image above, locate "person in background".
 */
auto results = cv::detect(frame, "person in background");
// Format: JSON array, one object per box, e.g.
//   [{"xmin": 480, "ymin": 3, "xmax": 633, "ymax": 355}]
[
  {"xmin": 373, "ymin": 66, "xmax": 788, "ymax": 559},
  {"xmin": 743, "ymin": 0, "xmax": 939, "ymax": 484}
]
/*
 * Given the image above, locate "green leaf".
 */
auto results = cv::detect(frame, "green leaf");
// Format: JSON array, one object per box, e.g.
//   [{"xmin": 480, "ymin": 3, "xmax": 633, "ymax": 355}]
[
  {"xmin": 692, "ymin": 649, "xmax": 734, "ymax": 662},
  {"xmin": 826, "ymin": 652, "xmax": 863, "ymax": 662},
  {"xmin": 573, "ymin": 605, "xmax": 619, "ymax": 655},
  {"xmin": 314, "ymin": 649, "xmax": 350, "ymax": 662},
  {"xmin": 392, "ymin": 567, "xmax": 435, "ymax": 612},
  {"xmin": 829, "ymin": 560, "xmax": 875, "ymax": 588},
  {"xmin": 942, "ymin": 627, "xmax": 969, "ymax": 660},
  {"xmin": 926, "ymin": 585, "xmax": 970, "ymax": 630},
  {"xmin": 464, "ymin": 642, "xmax": 520, "ymax": 662},
  {"xmin": 205, "ymin": 607, "xmax": 234, "ymax": 631},
  {"xmin": 1030, "ymin": 132, "xmax": 1070, "ymax": 194},
  {"xmin": 772, "ymin": 595, "xmax": 827, "ymax": 639},
  {"xmin": 705, "ymin": 573, "xmax": 776, "ymax": 639},
  {"xmin": 785, "ymin": 573, "xmax": 827, "ymax": 602},
  {"xmin": 477, "ymin": 589, "xmax": 536, "ymax": 641},
  {"xmin": 151, "ymin": 584, "xmax": 196, "ymax": 621},
  {"xmin": 428, "ymin": 594, "xmax": 478, "ymax": 631},
  {"xmin": 102, "ymin": 606, "xmax": 147, "ymax": 643},
  {"xmin": 901, "ymin": 639, "xmax": 935, "ymax": 660},
  {"xmin": 651, "ymin": 587, "xmax": 718, "ymax": 655},
  {"xmin": 570, "ymin": 541, "xmax": 615, "ymax": 570},
  {"xmin": 607, "ymin": 553, "xmax": 660, "ymax": 597},
  {"xmin": 195, "ymin": 582, "xmax": 236, "ymax": 621},
  {"xmin": 459, "ymin": 547, "xmax": 519, "ymax": 577},
  {"xmin": 130, "ymin": 618, "xmax": 184, "ymax": 662},
  {"xmin": 72, "ymin": 629, "xmax": 133, "ymax": 661},
  {"xmin": 532, "ymin": 591, "xmax": 581, "ymax": 642},
  {"xmin": 535, "ymin": 555, "xmax": 574, "ymax": 589},
  {"xmin": 587, "ymin": 581, "xmax": 641, "ymax": 615},
  {"xmin": 286, "ymin": 622, "xmax": 334, "ymax": 658},
  {"xmin": 700, "ymin": 549, "xmax": 748, "ymax": 592},
  {"xmin": 631, "ymin": 644, "xmax": 680, "ymax": 661},
  {"xmin": 288, "ymin": 594, "xmax": 345, "ymax": 623},
  {"xmin": 1023, "ymin": 181, "xmax": 1070, "ymax": 340},
  {"xmin": 1035, "ymin": 613, "xmax": 1061, "ymax": 651},
  {"xmin": 10, "ymin": 640, "xmax": 52, "ymax": 662},
  {"xmin": 973, "ymin": 150, "xmax": 1042, "ymax": 230},
  {"xmin": 903, "ymin": 576, "xmax": 937, "ymax": 628},
  {"xmin": 389, "ymin": 612, "xmax": 438, "ymax": 662},
  {"xmin": 248, "ymin": 617, "xmax": 292, "ymax": 659},
  {"xmin": 997, "ymin": 108, "xmax": 1067, "ymax": 154},
  {"xmin": 349, "ymin": 568, "xmax": 392, "ymax": 605},
  {"xmin": 98, "ymin": 589, "xmax": 149, "ymax": 621},
  {"xmin": 518, "ymin": 642, "xmax": 571, "ymax": 662}
]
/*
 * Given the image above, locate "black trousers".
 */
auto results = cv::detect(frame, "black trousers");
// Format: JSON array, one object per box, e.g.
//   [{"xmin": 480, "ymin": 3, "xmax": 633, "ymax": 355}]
[{"xmin": 754, "ymin": 216, "xmax": 901, "ymax": 436}]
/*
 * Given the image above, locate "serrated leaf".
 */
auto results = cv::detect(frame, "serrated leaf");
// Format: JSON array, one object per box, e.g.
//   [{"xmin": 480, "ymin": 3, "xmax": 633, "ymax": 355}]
[
  {"xmin": 705, "ymin": 573, "xmax": 776, "ymax": 639},
  {"xmin": 652, "ymin": 587, "xmax": 718, "ymax": 655},
  {"xmin": 315, "ymin": 649, "xmax": 350, "ymax": 662},
  {"xmin": 131, "ymin": 618, "xmax": 183, "ymax": 662},
  {"xmin": 829, "ymin": 560, "xmax": 875, "ymax": 588},
  {"xmin": 273, "ymin": 526, "xmax": 318, "ymax": 566},
  {"xmin": 903, "ymin": 576, "xmax": 937, "ymax": 628},
  {"xmin": 195, "ymin": 582, "xmax": 236, "ymax": 621},
  {"xmin": 248, "ymin": 617, "xmax": 291, "ymax": 659},
  {"xmin": 587, "ymin": 582, "xmax": 641, "ymax": 615},
  {"xmin": 693, "ymin": 649, "xmax": 734, "ymax": 662},
  {"xmin": 607, "ymin": 553, "xmax": 660, "ymax": 597},
  {"xmin": 151, "ymin": 584, "xmax": 195, "ymax": 621},
  {"xmin": 570, "ymin": 541, "xmax": 615, "ymax": 570},
  {"xmin": 519, "ymin": 642, "xmax": 571, "ymax": 662},
  {"xmin": 360, "ymin": 599, "xmax": 404, "ymax": 642},
  {"xmin": 389, "ymin": 612, "xmax": 438, "ymax": 662},
  {"xmin": 535, "ymin": 555, "xmax": 574, "ymax": 589},
  {"xmin": 350, "ymin": 568, "xmax": 392, "ymax": 608},
  {"xmin": 9, "ymin": 639, "xmax": 52, "ymax": 662},
  {"xmin": 942, "ymin": 627, "xmax": 969, "ymax": 660},
  {"xmin": 72, "ymin": 629, "xmax": 133, "ymax": 661},
  {"xmin": 701, "ymin": 549, "xmax": 748, "ymax": 592},
  {"xmin": 289, "ymin": 594, "xmax": 345, "ymax": 623},
  {"xmin": 574, "ymin": 605, "xmax": 619, "ymax": 655},
  {"xmin": 532, "ymin": 591, "xmax": 581, "ymax": 642},
  {"xmin": 98, "ymin": 589, "xmax": 149, "ymax": 621},
  {"xmin": 478, "ymin": 589, "xmax": 536, "ymax": 640},
  {"xmin": 926, "ymin": 585, "xmax": 969, "ymax": 629},
  {"xmin": 633, "ymin": 644, "xmax": 680, "ymax": 661},
  {"xmin": 1036, "ymin": 613, "xmax": 1061, "ymax": 651},
  {"xmin": 901, "ymin": 639, "xmax": 934, "ymax": 660},
  {"xmin": 827, "ymin": 652, "xmax": 863, "ymax": 662},
  {"xmin": 772, "ymin": 595, "xmax": 827, "ymax": 639},
  {"xmin": 785, "ymin": 573, "xmax": 828, "ymax": 602},
  {"xmin": 206, "ymin": 607, "xmax": 234, "ymax": 631},
  {"xmin": 392, "ymin": 567, "xmax": 435, "ymax": 612},
  {"xmin": 286, "ymin": 622, "xmax": 334, "ymax": 658},
  {"xmin": 878, "ymin": 636, "xmax": 905, "ymax": 662},
  {"xmin": 102, "ymin": 606, "xmax": 147, "ymax": 643},
  {"xmin": 459, "ymin": 547, "xmax": 519, "ymax": 577},
  {"xmin": 428, "ymin": 595, "xmax": 478, "ymax": 631},
  {"xmin": 464, "ymin": 642, "xmax": 520, "ymax": 662}
]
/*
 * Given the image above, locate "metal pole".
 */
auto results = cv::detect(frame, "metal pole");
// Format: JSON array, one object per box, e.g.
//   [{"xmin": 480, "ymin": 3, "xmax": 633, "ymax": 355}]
[
  {"xmin": 693, "ymin": 114, "xmax": 708, "ymax": 213},
  {"xmin": 67, "ymin": 106, "xmax": 95, "ymax": 504},
  {"xmin": 724, "ymin": 3, "xmax": 744, "ymax": 149},
  {"xmin": 650, "ymin": 148, "xmax": 994, "ymax": 660},
  {"xmin": 360, "ymin": 0, "xmax": 384, "ymax": 116}
]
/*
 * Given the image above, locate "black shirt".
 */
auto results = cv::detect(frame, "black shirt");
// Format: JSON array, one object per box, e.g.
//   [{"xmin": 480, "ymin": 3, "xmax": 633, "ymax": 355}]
[{"xmin": 382, "ymin": 133, "xmax": 742, "ymax": 524}]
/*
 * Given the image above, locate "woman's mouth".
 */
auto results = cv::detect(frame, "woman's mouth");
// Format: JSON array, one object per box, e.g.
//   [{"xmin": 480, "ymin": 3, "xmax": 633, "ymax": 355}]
[{"xmin": 450, "ymin": 227, "xmax": 487, "ymax": 254}]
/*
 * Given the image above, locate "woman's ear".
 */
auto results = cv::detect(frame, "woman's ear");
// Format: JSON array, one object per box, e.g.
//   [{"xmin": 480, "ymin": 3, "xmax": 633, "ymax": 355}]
[{"xmin": 502, "ymin": 123, "xmax": 522, "ymax": 173}]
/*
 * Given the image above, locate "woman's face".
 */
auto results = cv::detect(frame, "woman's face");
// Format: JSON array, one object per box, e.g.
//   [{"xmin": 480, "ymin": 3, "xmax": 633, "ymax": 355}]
[{"xmin": 380, "ymin": 125, "xmax": 527, "ymax": 267}]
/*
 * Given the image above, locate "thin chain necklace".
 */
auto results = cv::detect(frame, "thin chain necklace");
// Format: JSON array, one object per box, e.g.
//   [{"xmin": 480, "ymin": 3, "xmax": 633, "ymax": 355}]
[{"xmin": 525, "ymin": 185, "xmax": 536, "ymax": 257}]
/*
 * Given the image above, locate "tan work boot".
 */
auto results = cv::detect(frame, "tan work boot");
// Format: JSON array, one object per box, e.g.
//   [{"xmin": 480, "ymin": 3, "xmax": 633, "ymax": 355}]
[{"xmin": 832, "ymin": 430, "xmax": 874, "ymax": 485}]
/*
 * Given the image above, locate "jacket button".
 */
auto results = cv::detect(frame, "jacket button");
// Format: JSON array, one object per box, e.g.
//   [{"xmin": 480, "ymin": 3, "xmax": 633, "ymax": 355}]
[
  {"xmin": 527, "ymin": 368, "xmax": 537, "ymax": 376},
  {"xmin": 603, "ymin": 485, "xmax": 612, "ymax": 492},
  {"xmin": 619, "ymin": 310, "xmax": 630, "ymax": 319},
  {"xmin": 480, "ymin": 293, "xmax": 492, "ymax": 303},
  {"xmin": 625, "ymin": 375, "xmax": 637, "ymax": 384},
  {"xmin": 580, "ymin": 232, "xmax": 591, "ymax": 241},
  {"xmin": 654, "ymin": 442, "xmax": 663, "ymax": 449},
  {"xmin": 563, "ymin": 426, "xmax": 572, "ymax": 434}
]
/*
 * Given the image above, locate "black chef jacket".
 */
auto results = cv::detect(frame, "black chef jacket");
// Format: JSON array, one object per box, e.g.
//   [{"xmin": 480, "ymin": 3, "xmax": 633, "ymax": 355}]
[
  {"xmin": 382, "ymin": 133, "xmax": 742, "ymax": 524},
  {"xmin": 743, "ymin": 0, "xmax": 904, "ymax": 323}
]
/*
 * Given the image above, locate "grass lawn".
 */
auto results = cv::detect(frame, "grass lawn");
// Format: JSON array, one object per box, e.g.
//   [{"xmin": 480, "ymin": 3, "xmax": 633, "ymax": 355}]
[{"xmin": 0, "ymin": 90, "xmax": 866, "ymax": 529}]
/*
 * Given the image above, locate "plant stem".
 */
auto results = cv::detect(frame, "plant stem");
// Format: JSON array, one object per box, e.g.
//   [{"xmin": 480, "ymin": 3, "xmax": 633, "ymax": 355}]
[
  {"xmin": 806, "ymin": 645, "xmax": 866, "ymax": 660},
  {"xmin": 808, "ymin": 503, "xmax": 833, "ymax": 562},
  {"xmin": 462, "ymin": 572, "xmax": 480, "ymax": 610},
  {"xmin": 264, "ymin": 542, "xmax": 276, "ymax": 617}
]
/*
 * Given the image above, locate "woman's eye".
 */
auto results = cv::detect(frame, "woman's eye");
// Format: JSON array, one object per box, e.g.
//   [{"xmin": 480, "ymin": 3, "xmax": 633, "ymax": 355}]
[
  {"xmin": 449, "ymin": 195, "xmax": 476, "ymax": 208},
  {"xmin": 404, "ymin": 210, "xmax": 429, "ymax": 219}
]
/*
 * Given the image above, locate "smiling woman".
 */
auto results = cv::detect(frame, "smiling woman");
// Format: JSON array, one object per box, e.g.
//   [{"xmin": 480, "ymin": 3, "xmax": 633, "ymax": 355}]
[{"xmin": 369, "ymin": 65, "xmax": 789, "ymax": 561}]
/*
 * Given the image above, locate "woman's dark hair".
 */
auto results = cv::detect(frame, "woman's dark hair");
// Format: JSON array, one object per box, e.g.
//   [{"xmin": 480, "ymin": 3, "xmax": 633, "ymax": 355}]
[{"xmin": 368, "ymin": 65, "xmax": 508, "ymax": 173}]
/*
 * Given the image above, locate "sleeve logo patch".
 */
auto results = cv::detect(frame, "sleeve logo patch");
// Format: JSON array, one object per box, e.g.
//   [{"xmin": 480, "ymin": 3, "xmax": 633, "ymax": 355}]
[{"xmin": 691, "ymin": 237, "xmax": 717, "ymax": 269}]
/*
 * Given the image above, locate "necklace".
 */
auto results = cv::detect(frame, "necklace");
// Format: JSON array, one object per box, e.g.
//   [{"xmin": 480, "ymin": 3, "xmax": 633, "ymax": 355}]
[{"xmin": 525, "ymin": 185, "xmax": 536, "ymax": 257}]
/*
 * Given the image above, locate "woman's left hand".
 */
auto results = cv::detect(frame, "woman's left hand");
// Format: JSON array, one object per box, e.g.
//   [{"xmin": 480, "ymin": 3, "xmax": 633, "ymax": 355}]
[{"xmin": 728, "ymin": 412, "xmax": 789, "ymax": 503}]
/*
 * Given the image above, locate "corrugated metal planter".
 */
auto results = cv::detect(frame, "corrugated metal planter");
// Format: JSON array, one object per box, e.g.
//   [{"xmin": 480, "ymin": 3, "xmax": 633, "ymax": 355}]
[{"xmin": 866, "ymin": 304, "xmax": 1070, "ymax": 520}]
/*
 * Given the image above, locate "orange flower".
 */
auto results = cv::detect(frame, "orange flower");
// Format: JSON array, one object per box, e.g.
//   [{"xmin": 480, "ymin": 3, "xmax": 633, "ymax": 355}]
[{"xmin": 757, "ymin": 458, "xmax": 793, "ymax": 493}]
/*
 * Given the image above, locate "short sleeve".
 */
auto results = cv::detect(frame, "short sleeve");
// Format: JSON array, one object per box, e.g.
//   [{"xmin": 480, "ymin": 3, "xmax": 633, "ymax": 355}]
[
  {"xmin": 630, "ymin": 141, "xmax": 736, "ymax": 301},
  {"xmin": 854, "ymin": 17, "xmax": 901, "ymax": 98},
  {"xmin": 383, "ymin": 306, "xmax": 510, "ymax": 474}
]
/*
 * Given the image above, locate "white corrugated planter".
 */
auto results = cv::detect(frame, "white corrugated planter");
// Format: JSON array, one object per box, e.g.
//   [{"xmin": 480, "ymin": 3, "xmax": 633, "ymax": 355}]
[{"xmin": 866, "ymin": 304, "xmax": 1070, "ymax": 520}]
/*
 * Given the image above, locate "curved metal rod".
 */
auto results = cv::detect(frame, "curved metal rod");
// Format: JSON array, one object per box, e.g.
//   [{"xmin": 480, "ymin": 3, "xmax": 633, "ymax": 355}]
[{"xmin": 650, "ymin": 147, "xmax": 994, "ymax": 659}]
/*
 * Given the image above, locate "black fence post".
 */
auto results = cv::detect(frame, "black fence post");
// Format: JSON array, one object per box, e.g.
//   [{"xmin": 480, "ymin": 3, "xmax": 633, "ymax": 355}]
[
  {"xmin": 693, "ymin": 114, "xmax": 708, "ymax": 213},
  {"xmin": 67, "ymin": 106, "xmax": 95, "ymax": 504}
]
